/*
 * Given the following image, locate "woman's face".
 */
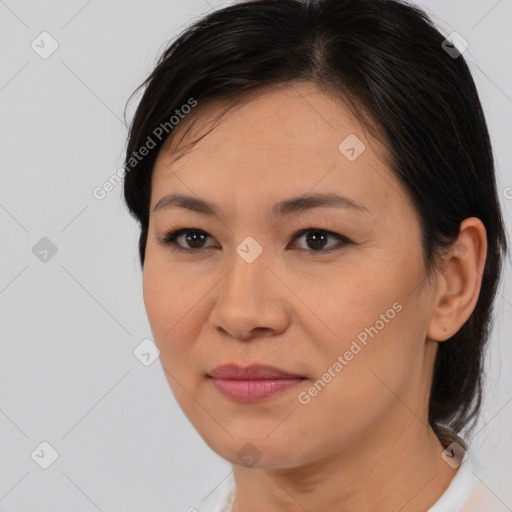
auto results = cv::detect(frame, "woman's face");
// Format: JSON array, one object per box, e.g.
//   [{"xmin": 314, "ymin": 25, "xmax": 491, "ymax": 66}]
[{"xmin": 143, "ymin": 82, "xmax": 439, "ymax": 469}]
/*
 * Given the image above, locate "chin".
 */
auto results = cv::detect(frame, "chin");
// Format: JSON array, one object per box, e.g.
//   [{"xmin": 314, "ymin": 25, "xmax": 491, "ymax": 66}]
[{"xmin": 201, "ymin": 432, "xmax": 308, "ymax": 470}]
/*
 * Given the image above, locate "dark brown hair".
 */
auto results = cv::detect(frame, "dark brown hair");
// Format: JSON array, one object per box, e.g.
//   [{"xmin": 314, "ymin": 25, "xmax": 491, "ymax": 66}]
[{"xmin": 122, "ymin": 0, "xmax": 508, "ymax": 447}]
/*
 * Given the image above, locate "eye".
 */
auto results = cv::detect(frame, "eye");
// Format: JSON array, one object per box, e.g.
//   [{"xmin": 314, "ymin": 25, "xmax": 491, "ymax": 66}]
[
  {"xmin": 289, "ymin": 228, "xmax": 351, "ymax": 253},
  {"xmin": 157, "ymin": 227, "xmax": 351, "ymax": 254},
  {"xmin": 157, "ymin": 228, "xmax": 218, "ymax": 253}
]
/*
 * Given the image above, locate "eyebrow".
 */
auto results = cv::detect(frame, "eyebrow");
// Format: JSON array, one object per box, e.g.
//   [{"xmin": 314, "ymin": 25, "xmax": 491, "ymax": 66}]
[{"xmin": 153, "ymin": 192, "xmax": 369, "ymax": 217}]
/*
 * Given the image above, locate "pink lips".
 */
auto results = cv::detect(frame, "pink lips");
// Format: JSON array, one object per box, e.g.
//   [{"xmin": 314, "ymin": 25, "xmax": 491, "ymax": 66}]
[{"xmin": 208, "ymin": 364, "xmax": 305, "ymax": 402}]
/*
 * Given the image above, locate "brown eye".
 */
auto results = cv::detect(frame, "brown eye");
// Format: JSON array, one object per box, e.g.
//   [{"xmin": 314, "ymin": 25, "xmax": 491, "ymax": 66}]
[
  {"xmin": 290, "ymin": 228, "xmax": 351, "ymax": 253},
  {"xmin": 158, "ymin": 227, "xmax": 351, "ymax": 255},
  {"xmin": 158, "ymin": 228, "xmax": 218, "ymax": 253}
]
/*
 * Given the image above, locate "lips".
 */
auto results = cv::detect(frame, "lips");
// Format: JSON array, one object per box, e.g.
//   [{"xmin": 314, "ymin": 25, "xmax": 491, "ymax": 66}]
[
  {"xmin": 208, "ymin": 363, "xmax": 304, "ymax": 380},
  {"xmin": 208, "ymin": 364, "xmax": 306, "ymax": 402}
]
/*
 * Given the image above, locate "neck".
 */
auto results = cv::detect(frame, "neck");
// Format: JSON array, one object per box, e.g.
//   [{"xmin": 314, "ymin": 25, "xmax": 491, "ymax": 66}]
[{"xmin": 230, "ymin": 415, "xmax": 458, "ymax": 512}]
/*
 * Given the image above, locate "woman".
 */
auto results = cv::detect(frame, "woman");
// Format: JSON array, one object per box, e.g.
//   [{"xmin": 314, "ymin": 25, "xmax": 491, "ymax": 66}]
[{"xmin": 122, "ymin": 0, "xmax": 508, "ymax": 510}]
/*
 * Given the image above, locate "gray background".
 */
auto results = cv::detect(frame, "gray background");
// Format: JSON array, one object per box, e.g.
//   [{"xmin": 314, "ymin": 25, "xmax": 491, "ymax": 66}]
[{"xmin": 1, "ymin": 0, "xmax": 511, "ymax": 510}]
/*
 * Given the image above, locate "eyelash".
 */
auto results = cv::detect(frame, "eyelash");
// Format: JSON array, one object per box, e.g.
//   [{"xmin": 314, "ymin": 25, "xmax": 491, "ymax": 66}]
[{"xmin": 157, "ymin": 227, "xmax": 352, "ymax": 255}]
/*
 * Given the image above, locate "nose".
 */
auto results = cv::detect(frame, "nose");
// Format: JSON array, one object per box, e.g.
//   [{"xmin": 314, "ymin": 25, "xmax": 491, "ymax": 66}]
[{"xmin": 209, "ymin": 247, "xmax": 290, "ymax": 341}]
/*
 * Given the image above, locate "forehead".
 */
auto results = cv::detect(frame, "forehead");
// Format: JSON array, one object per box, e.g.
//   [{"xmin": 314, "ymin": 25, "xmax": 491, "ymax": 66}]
[
  {"xmin": 161, "ymin": 82, "xmax": 379, "ymax": 163},
  {"xmin": 150, "ymin": 82, "xmax": 411, "ymax": 220}
]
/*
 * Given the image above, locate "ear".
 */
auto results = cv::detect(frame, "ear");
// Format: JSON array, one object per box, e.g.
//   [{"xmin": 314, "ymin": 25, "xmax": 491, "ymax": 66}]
[{"xmin": 427, "ymin": 217, "xmax": 488, "ymax": 342}]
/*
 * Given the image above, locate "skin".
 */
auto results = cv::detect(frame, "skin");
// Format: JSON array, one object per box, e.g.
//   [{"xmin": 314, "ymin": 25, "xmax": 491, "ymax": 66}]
[{"xmin": 143, "ymin": 81, "xmax": 488, "ymax": 512}]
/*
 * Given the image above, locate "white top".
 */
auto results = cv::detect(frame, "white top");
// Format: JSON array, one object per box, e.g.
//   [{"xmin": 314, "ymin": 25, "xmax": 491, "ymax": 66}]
[{"xmin": 193, "ymin": 453, "xmax": 509, "ymax": 512}]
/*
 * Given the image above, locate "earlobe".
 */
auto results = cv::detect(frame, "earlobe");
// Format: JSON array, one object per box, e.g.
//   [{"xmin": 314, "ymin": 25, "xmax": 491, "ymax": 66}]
[{"xmin": 427, "ymin": 217, "xmax": 487, "ymax": 342}]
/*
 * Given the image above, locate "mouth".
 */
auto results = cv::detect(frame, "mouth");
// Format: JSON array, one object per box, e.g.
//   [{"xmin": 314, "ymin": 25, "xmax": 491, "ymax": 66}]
[{"xmin": 207, "ymin": 363, "xmax": 306, "ymax": 402}]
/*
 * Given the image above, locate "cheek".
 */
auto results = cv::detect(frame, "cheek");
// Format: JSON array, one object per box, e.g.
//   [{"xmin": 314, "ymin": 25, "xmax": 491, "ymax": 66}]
[
  {"xmin": 142, "ymin": 261, "xmax": 186, "ymax": 350},
  {"xmin": 298, "ymin": 261, "xmax": 401, "ymax": 347},
  {"xmin": 303, "ymin": 253, "xmax": 428, "ymax": 395},
  {"xmin": 296, "ymin": 303, "xmax": 425, "ymax": 448},
  {"xmin": 142, "ymin": 260, "xmax": 206, "ymax": 371},
  {"xmin": 142, "ymin": 265, "xmax": 202, "ymax": 410},
  {"xmin": 142, "ymin": 264, "xmax": 167, "ymax": 336}
]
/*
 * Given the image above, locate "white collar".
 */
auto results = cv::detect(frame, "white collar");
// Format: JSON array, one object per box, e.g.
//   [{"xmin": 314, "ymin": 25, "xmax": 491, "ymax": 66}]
[{"xmin": 427, "ymin": 453, "xmax": 483, "ymax": 512}]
